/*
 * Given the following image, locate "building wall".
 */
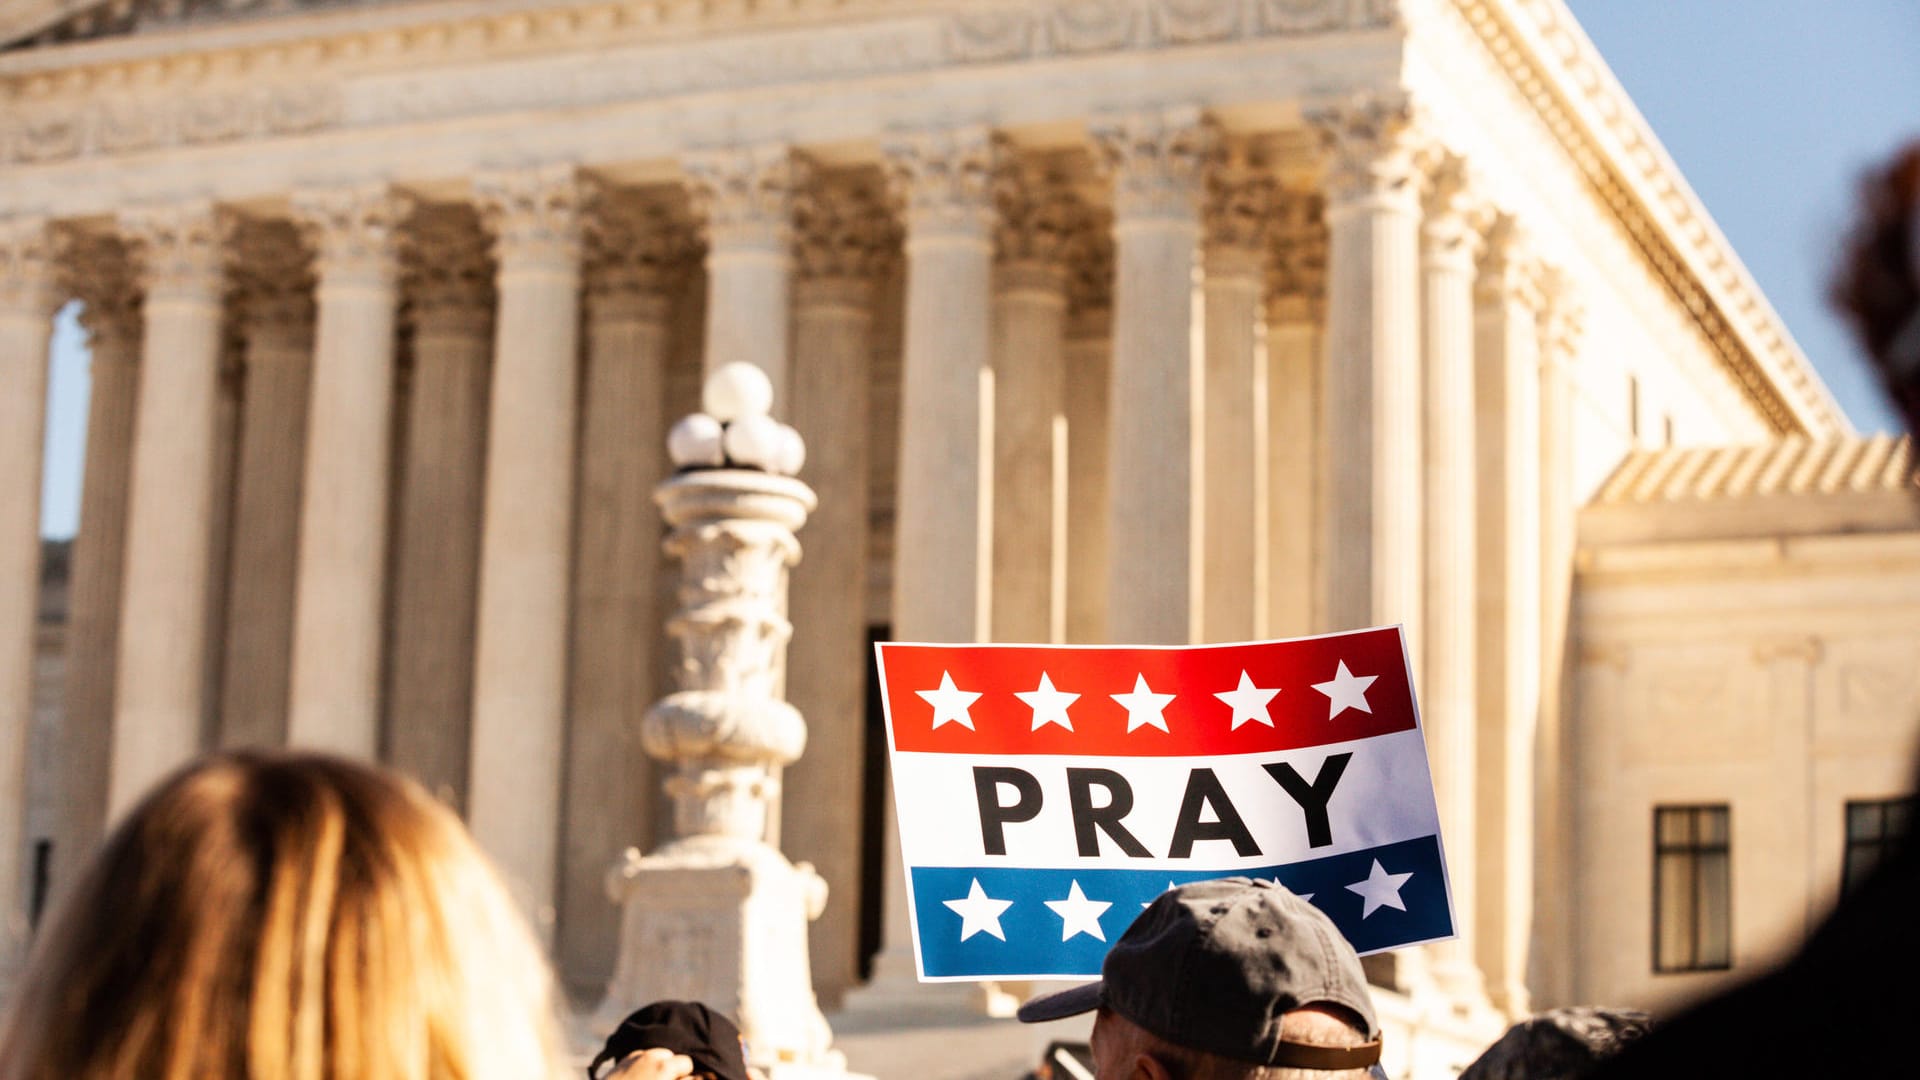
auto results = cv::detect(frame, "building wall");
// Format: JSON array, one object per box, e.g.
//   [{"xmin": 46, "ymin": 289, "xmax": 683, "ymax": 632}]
[{"xmin": 1569, "ymin": 528, "xmax": 1920, "ymax": 1013}]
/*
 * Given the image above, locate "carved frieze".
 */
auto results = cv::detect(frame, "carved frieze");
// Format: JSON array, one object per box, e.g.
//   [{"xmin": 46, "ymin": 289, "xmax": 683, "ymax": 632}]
[
  {"xmin": 683, "ymin": 145, "xmax": 801, "ymax": 254},
  {"xmin": 1203, "ymin": 137, "xmax": 1278, "ymax": 256}
]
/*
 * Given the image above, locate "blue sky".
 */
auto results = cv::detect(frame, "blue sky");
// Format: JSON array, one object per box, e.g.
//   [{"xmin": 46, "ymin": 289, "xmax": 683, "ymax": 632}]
[{"xmin": 34, "ymin": 1, "xmax": 1920, "ymax": 538}]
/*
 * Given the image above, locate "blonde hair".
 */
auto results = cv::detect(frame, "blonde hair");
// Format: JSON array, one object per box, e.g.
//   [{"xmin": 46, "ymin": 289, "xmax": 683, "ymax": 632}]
[{"xmin": 0, "ymin": 751, "xmax": 569, "ymax": 1080}]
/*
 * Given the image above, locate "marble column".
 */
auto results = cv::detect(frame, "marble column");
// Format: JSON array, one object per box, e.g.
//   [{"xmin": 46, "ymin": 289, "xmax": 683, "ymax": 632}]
[
  {"xmin": 1264, "ymin": 192, "xmax": 1326, "ymax": 638},
  {"xmin": 52, "ymin": 240, "xmax": 140, "ymax": 900},
  {"xmin": 1532, "ymin": 273, "xmax": 1583, "ymax": 1012},
  {"xmin": 0, "ymin": 216, "xmax": 57, "ymax": 977},
  {"xmin": 218, "ymin": 221, "xmax": 314, "ymax": 749},
  {"xmin": 1200, "ymin": 143, "xmax": 1272, "ymax": 641},
  {"xmin": 990, "ymin": 152, "xmax": 1077, "ymax": 644},
  {"xmin": 556, "ymin": 191, "xmax": 686, "ymax": 999},
  {"xmin": 109, "ymin": 203, "xmax": 226, "ymax": 819},
  {"xmin": 286, "ymin": 186, "xmax": 403, "ymax": 757},
  {"xmin": 1063, "ymin": 218, "xmax": 1113, "ymax": 645},
  {"xmin": 784, "ymin": 172, "xmax": 892, "ymax": 1008},
  {"xmin": 859, "ymin": 126, "xmax": 997, "ymax": 991},
  {"xmin": 387, "ymin": 204, "xmax": 492, "ymax": 807},
  {"xmin": 1417, "ymin": 152, "xmax": 1485, "ymax": 1001},
  {"xmin": 469, "ymin": 165, "xmax": 582, "ymax": 935},
  {"xmin": 686, "ymin": 145, "xmax": 798, "ymax": 400},
  {"xmin": 1308, "ymin": 95, "xmax": 1424, "ymax": 643},
  {"xmin": 1091, "ymin": 108, "xmax": 1214, "ymax": 645},
  {"xmin": 1473, "ymin": 215, "xmax": 1543, "ymax": 1017}
]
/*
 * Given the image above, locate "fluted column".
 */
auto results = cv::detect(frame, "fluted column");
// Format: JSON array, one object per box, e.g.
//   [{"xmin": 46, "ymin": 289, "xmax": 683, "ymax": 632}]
[
  {"xmin": 686, "ymin": 145, "xmax": 797, "ymax": 399},
  {"xmin": 388, "ymin": 205, "xmax": 492, "ymax": 806},
  {"xmin": 990, "ymin": 153, "xmax": 1078, "ymax": 644},
  {"xmin": 1265, "ymin": 192, "xmax": 1326, "ymax": 638},
  {"xmin": 109, "ymin": 203, "xmax": 225, "ymax": 818},
  {"xmin": 1473, "ymin": 216, "xmax": 1543, "ymax": 1017},
  {"xmin": 784, "ymin": 172, "xmax": 893, "ymax": 1007},
  {"xmin": 863, "ymin": 126, "xmax": 997, "ymax": 988},
  {"xmin": 1064, "ymin": 219, "xmax": 1113, "ymax": 645},
  {"xmin": 1092, "ymin": 108, "xmax": 1214, "ymax": 644},
  {"xmin": 218, "ymin": 221, "xmax": 314, "ymax": 749},
  {"xmin": 0, "ymin": 216, "xmax": 57, "ymax": 977},
  {"xmin": 469, "ymin": 165, "xmax": 582, "ymax": 933},
  {"xmin": 1418, "ymin": 152, "xmax": 1485, "ymax": 999},
  {"xmin": 1201, "ymin": 143, "xmax": 1272, "ymax": 641},
  {"xmin": 1532, "ymin": 273, "xmax": 1584, "ymax": 1011},
  {"xmin": 286, "ymin": 186, "xmax": 403, "ymax": 757},
  {"xmin": 556, "ymin": 191, "xmax": 687, "ymax": 998},
  {"xmin": 53, "ymin": 241, "xmax": 139, "ymax": 900},
  {"xmin": 1310, "ymin": 95, "xmax": 1424, "ymax": 644}
]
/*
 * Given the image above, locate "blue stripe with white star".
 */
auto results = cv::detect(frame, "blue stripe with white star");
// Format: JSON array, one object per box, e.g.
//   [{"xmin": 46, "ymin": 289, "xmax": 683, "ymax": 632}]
[{"xmin": 910, "ymin": 834, "xmax": 1452, "ymax": 979}]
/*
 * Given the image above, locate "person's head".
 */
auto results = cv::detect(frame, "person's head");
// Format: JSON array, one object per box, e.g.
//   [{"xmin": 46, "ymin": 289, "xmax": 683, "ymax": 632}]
[
  {"xmin": 0, "ymin": 751, "xmax": 568, "ymax": 1080},
  {"xmin": 1018, "ymin": 878, "xmax": 1380, "ymax": 1080},
  {"xmin": 1832, "ymin": 143, "xmax": 1920, "ymax": 435},
  {"xmin": 1456, "ymin": 1007, "xmax": 1651, "ymax": 1080}
]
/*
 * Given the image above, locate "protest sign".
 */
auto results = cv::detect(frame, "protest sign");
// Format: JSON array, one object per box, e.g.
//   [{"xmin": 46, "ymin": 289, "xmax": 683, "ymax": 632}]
[{"xmin": 876, "ymin": 626, "xmax": 1455, "ymax": 981}]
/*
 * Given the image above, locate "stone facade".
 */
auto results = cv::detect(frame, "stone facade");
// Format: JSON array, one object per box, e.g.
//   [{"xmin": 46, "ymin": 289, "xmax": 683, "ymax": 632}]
[{"xmin": 0, "ymin": 1, "xmax": 1895, "ymax": 1076}]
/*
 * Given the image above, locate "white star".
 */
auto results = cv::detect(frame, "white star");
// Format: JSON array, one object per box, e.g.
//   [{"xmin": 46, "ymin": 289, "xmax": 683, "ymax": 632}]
[
  {"xmin": 1144, "ymin": 879, "xmax": 1179, "ymax": 909},
  {"xmin": 1214, "ymin": 671, "xmax": 1281, "ymax": 730},
  {"xmin": 916, "ymin": 671, "xmax": 982, "ymax": 731},
  {"xmin": 1045, "ymin": 880, "xmax": 1113, "ymax": 941},
  {"xmin": 1268, "ymin": 876, "xmax": 1312, "ymax": 903},
  {"xmin": 1344, "ymin": 859, "xmax": 1414, "ymax": 919},
  {"xmin": 1311, "ymin": 661, "xmax": 1378, "ymax": 721},
  {"xmin": 1016, "ymin": 671, "xmax": 1080, "ymax": 731},
  {"xmin": 943, "ymin": 878, "xmax": 1014, "ymax": 942},
  {"xmin": 1111, "ymin": 674, "xmax": 1176, "ymax": 733}
]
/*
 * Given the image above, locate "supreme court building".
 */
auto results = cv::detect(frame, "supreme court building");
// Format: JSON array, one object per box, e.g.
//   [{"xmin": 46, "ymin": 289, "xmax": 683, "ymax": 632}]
[{"xmin": 4, "ymin": 0, "xmax": 1920, "ymax": 1071}]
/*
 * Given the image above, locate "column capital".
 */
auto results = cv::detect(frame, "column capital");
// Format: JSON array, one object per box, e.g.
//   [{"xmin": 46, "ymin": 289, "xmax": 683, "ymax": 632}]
[
  {"xmin": 1420, "ymin": 150, "xmax": 1485, "ymax": 271},
  {"xmin": 1307, "ymin": 92, "xmax": 1423, "ymax": 212},
  {"xmin": 402, "ymin": 202, "xmax": 494, "ymax": 333},
  {"xmin": 1265, "ymin": 188, "xmax": 1327, "ymax": 322},
  {"xmin": 583, "ymin": 188, "xmax": 696, "ymax": 320},
  {"xmin": 1091, "ymin": 107, "xmax": 1216, "ymax": 224},
  {"xmin": 1203, "ymin": 137, "xmax": 1278, "ymax": 264},
  {"xmin": 882, "ymin": 125, "xmax": 999, "ymax": 243},
  {"xmin": 59, "ymin": 228, "xmax": 141, "ymax": 349},
  {"xmin": 1537, "ymin": 265, "xmax": 1586, "ymax": 366},
  {"xmin": 227, "ymin": 217, "xmax": 316, "ymax": 335},
  {"xmin": 993, "ymin": 149, "xmax": 1088, "ymax": 269},
  {"xmin": 792, "ymin": 170, "xmax": 897, "ymax": 296},
  {"xmin": 1062, "ymin": 209, "xmax": 1114, "ymax": 321},
  {"xmin": 475, "ymin": 164, "xmax": 583, "ymax": 270},
  {"xmin": 684, "ymin": 143, "xmax": 802, "ymax": 254},
  {"xmin": 1475, "ymin": 213, "xmax": 1546, "ymax": 311},
  {"xmin": 0, "ymin": 215, "xmax": 59, "ymax": 318},
  {"xmin": 120, "ymin": 201, "xmax": 224, "ymax": 302},
  {"xmin": 291, "ymin": 184, "xmax": 405, "ymax": 289}
]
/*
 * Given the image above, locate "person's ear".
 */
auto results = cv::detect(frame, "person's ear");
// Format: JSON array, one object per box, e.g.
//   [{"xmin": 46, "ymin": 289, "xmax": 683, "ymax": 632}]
[{"xmin": 1130, "ymin": 1051, "xmax": 1175, "ymax": 1080}]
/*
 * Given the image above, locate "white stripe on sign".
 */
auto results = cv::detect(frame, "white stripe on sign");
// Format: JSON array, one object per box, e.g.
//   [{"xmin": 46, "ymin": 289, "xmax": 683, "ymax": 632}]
[{"xmin": 889, "ymin": 728, "xmax": 1441, "ymax": 870}]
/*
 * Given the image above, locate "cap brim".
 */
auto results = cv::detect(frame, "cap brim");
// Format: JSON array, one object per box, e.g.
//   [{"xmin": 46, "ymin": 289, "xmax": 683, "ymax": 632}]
[{"xmin": 1015, "ymin": 981, "xmax": 1106, "ymax": 1024}]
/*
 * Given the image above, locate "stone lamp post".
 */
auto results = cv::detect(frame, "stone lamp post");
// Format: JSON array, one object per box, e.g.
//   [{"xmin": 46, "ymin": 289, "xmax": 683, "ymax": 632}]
[{"xmin": 602, "ymin": 363, "xmax": 857, "ymax": 1080}]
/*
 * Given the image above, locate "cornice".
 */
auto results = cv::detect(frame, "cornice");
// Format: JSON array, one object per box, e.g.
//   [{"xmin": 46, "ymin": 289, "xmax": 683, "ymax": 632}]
[{"xmin": 1451, "ymin": 0, "xmax": 1845, "ymax": 437}]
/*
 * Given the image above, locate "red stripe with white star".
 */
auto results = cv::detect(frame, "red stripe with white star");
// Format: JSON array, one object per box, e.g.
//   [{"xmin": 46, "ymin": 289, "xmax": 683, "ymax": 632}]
[{"xmin": 878, "ymin": 626, "xmax": 1416, "ymax": 757}]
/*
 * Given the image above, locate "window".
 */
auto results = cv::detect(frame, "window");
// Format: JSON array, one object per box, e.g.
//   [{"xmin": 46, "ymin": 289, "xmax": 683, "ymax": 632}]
[
  {"xmin": 1653, "ymin": 805, "xmax": 1731, "ymax": 973},
  {"xmin": 1843, "ymin": 798, "xmax": 1912, "ymax": 896}
]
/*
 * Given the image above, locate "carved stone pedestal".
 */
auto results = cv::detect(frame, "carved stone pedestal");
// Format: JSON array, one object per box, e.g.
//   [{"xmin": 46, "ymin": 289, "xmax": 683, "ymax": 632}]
[{"xmin": 601, "ymin": 444, "xmax": 863, "ymax": 1080}]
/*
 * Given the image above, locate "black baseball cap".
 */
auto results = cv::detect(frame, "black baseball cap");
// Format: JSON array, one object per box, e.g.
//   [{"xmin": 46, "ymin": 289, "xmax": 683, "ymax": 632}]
[
  {"xmin": 589, "ymin": 1000, "xmax": 752, "ymax": 1080},
  {"xmin": 1018, "ymin": 878, "xmax": 1381, "ymax": 1071}
]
